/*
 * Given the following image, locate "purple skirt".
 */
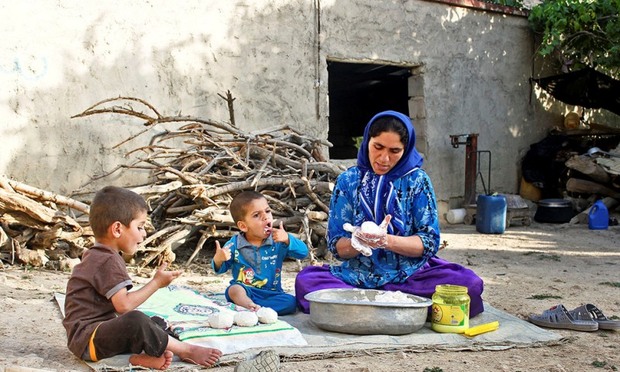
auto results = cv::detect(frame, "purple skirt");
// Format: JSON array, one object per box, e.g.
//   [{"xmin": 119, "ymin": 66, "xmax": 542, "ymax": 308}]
[{"xmin": 295, "ymin": 256, "xmax": 485, "ymax": 317}]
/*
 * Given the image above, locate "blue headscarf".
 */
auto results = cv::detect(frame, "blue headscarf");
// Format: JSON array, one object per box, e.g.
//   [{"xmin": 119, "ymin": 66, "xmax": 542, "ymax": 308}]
[{"xmin": 356, "ymin": 110, "xmax": 424, "ymax": 234}]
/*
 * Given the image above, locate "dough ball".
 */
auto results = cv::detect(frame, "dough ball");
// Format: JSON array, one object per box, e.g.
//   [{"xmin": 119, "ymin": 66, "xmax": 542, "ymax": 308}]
[
  {"xmin": 361, "ymin": 221, "xmax": 382, "ymax": 234},
  {"xmin": 208, "ymin": 312, "xmax": 234, "ymax": 329},
  {"xmin": 234, "ymin": 311, "xmax": 259, "ymax": 327},
  {"xmin": 256, "ymin": 307, "xmax": 278, "ymax": 324}
]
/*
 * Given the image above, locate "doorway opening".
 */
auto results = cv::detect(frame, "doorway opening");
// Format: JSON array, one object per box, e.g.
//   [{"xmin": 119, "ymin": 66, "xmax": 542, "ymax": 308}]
[{"xmin": 327, "ymin": 60, "xmax": 417, "ymax": 159}]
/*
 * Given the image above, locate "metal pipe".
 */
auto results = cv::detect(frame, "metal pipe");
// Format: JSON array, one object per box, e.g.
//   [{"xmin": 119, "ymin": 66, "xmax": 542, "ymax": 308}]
[
  {"xmin": 449, "ymin": 133, "xmax": 480, "ymax": 206},
  {"xmin": 464, "ymin": 134, "xmax": 478, "ymax": 205}
]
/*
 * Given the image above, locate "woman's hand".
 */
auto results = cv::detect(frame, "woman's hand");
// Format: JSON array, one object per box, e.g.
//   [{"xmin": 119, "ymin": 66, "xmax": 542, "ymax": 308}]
[
  {"xmin": 342, "ymin": 223, "xmax": 372, "ymax": 256},
  {"xmin": 354, "ymin": 215, "xmax": 391, "ymax": 248},
  {"xmin": 342, "ymin": 215, "xmax": 392, "ymax": 256}
]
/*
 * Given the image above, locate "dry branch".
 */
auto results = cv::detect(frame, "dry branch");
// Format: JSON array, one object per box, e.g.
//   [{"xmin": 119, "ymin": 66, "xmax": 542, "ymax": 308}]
[
  {"xmin": 0, "ymin": 179, "xmax": 90, "ymax": 267},
  {"xmin": 0, "ymin": 188, "xmax": 82, "ymax": 231},
  {"xmin": 1, "ymin": 96, "xmax": 343, "ymax": 269},
  {"xmin": 565, "ymin": 156, "xmax": 610, "ymax": 184},
  {"xmin": 1, "ymin": 176, "xmax": 90, "ymax": 214},
  {"xmin": 566, "ymin": 178, "xmax": 620, "ymax": 199},
  {"xmin": 69, "ymin": 96, "xmax": 343, "ymax": 267}
]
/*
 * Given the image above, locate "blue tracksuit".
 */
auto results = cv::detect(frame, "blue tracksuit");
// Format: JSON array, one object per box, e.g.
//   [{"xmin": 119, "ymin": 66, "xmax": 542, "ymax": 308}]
[{"xmin": 212, "ymin": 233, "xmax": 308, "ymax": 315}]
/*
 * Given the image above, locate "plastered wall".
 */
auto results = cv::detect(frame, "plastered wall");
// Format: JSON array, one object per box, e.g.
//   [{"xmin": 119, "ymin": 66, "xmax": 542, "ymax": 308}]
[{"xmin": 1, "ymin": 0, "xmax": 557, "ymax": 211}]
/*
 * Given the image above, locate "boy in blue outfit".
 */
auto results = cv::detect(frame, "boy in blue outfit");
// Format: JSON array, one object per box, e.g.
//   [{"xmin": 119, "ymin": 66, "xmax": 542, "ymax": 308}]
[{"xmin": 212, "ymin": 190, "xmax": 308, "ymax": 315}]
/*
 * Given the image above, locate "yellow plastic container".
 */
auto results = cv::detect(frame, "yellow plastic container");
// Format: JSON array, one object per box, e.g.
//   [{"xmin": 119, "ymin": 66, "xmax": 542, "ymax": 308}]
[
  {"xmin": 431, "ymin": 284, "xmax": 470, "ymax": 333},
  {"xmin": 519, "ymin": 178, "xmax": 541, "ymax": 202}
]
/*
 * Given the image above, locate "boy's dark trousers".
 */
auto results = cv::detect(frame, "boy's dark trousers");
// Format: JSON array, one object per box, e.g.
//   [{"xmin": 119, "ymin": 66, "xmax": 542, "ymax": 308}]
[{"xmin": 83, "ymin": 311, "xmax": 169, "ymax": 361}]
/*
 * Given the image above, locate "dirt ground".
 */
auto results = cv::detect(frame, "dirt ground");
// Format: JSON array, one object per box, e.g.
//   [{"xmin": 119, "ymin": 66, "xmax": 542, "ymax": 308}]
[{"xmin": 1, "ymin": 218, "xmax": 619, "ymax": 372}]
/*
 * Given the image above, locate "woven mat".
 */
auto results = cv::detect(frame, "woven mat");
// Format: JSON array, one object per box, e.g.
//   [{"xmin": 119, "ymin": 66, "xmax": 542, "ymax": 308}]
[
  {"xmin": 55, "ymin": 291, "xmax": 564, "ymax": 371},
  {"xmin": 274, "ymin": 303, "xmax": 565, "ymax": 362}
]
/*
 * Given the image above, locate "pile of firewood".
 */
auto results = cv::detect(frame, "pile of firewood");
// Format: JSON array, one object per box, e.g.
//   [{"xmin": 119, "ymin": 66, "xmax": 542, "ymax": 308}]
[
  {"xmin": 1, "ymin": 96, "xmax": 344, "ymax": 269},
  {"xmin": 564, "ymin": 146, "xmax": 620, "ymax": 222},
  {"xmin": 0, "ymin": 176, "xmax": 91, "ymax": 269}
]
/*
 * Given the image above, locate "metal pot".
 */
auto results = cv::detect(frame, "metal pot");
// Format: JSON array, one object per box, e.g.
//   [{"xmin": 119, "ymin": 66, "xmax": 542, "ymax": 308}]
[
  {"xmin": 534, "ymin": 198, "xmax": 574, "ymax": 223},
  {"xmin": 304, "ymin": 288, "xmax": 431, "ymax": 335}
]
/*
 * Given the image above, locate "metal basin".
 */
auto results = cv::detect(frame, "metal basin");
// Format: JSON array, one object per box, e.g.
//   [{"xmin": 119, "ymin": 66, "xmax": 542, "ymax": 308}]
[{"xmin": 304, "ymin": 288, "xmax": 432, "ymax": 335}]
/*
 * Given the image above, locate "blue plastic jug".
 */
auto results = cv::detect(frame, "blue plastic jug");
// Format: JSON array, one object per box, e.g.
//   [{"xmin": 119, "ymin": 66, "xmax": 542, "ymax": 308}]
[
  {"xmin": 476, "ymin": 194, "xmax": 507, "ymax": 234},
  {"xmin": 588, "ymin": 200, "xmax": 609, "ymax": 230}
]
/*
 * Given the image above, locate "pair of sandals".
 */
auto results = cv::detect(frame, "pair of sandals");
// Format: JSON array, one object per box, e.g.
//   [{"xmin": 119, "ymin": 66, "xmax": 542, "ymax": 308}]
[{"xmin": 528, "ymin": 304, "xmax": 620, "ymax": 332}]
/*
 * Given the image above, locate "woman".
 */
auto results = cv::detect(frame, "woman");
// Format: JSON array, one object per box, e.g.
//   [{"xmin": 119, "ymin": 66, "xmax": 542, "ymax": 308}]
[{"xmin": 295, "ymin": 110, "xmax": 484, "ymax": 317}]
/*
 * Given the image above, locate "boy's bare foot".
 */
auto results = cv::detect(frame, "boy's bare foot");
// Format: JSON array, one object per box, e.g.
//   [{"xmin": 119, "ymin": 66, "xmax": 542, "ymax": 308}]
[
  {"xmin": 180, "ymin": 344, "xmax": 222, "ymax": 367},
  {"xmin": 129, "ymin": 350, "xmax": 173, "ymax": 370},
  {"xmin": 228, "ymin": 285, "xmax": 260, "ymax": 311}
]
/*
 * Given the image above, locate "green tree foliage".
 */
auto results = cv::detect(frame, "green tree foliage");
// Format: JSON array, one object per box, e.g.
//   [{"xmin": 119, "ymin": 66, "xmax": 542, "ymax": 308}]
[
  {"xmin": 493, "ymin": 0, "xmax": 524, "ymax": 8},
  {"xmin": 482, "ymin": 0, "xmax": 525, "ymax": 10},
  {"xmin": 480, "ymin": 0, "xmax": 524, "ymax": 8},
  {"xmin": 528, "ymin": 0, "xmax": 620, "ymax": 75}
]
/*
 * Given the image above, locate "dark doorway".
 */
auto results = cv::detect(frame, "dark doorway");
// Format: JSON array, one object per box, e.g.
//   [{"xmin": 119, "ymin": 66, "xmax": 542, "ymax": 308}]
[{"xmin": 327, "ymin": 61, "xmax": 412, "ymax": 159}]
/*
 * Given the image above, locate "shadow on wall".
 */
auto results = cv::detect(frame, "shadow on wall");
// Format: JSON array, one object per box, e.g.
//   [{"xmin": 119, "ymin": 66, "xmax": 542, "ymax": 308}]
[
  {"xmin": 2, "ymin": 0, "xmax": 565, "ymax": 201},
  {"xmin": 5, "ymin": 42, "xmax": 209, "ymax": 197},
  {"xmin": 3, "ymin": 2, "xmax": 320, "ymax": 197}
]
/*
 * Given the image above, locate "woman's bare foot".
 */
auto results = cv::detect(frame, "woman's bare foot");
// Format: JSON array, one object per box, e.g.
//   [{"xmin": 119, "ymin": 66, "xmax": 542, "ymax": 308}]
[
  {"xmin": 129, "ymin": 350, "xmax": 173, "ymax": 370},
  {"xmin": 179, "ymin": 344, "xmax": 222, "ymax": 367}
]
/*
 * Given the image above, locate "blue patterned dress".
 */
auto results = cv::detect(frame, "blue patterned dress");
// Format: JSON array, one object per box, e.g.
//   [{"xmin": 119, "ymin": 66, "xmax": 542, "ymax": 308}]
[
  {"xmin": 294, "ymin": 110, "xmax": 484, "ymax": 317},
  {"xmin": 327, "ymin": 166, "xmax": 439, "ymax": 288}
]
